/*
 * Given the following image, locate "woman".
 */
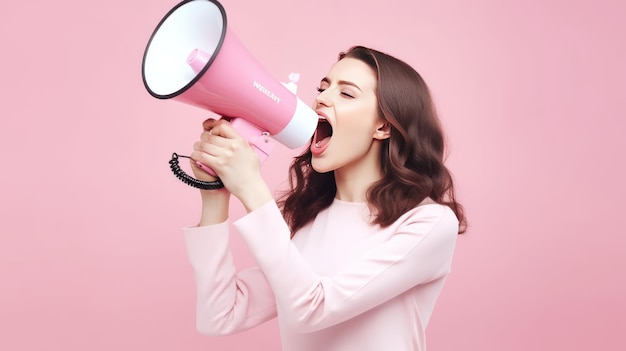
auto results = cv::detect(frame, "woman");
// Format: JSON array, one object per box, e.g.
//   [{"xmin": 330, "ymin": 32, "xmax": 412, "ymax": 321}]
[{"xmin": 184, "ymin": 45, "xmax": 466, "ymax": 351}]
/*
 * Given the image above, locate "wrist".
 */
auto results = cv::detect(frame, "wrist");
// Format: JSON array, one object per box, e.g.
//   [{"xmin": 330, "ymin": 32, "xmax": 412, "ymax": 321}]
[
  {"xmin": 199, "ymin": 187, "xmax": 230, "ymax": 200},
  {"xmin": 239, "ymin": 182, "xmax": 273, "ymax": 213},
  {"xmin": 198, "ymin": 189, "xmax": 231, "ymax": 226}
]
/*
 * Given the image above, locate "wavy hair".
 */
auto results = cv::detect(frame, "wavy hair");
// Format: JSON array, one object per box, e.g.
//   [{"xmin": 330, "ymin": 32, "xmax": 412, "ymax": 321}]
[{"xmin": 277, "ymin": 46, "xmax": 466, "ymax": 236}]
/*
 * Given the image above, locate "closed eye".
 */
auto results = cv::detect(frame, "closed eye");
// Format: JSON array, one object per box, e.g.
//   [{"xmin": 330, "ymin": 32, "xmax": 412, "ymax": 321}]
[{"xmin": 317, "ymin": 87, "xmax": 354, "ymax": 97}]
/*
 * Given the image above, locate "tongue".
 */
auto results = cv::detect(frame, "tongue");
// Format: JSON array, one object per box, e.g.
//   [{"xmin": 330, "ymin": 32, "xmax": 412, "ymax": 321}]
[{"xmin": 314, "ymin": 136, "xmax": 331, "ymax": 149}]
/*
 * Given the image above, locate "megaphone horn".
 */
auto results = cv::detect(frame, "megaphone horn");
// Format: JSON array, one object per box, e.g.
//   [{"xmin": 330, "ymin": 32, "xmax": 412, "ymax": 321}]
[{"xmin": 141, "ymin": 0, "xmax": 318, "ymax": 189}]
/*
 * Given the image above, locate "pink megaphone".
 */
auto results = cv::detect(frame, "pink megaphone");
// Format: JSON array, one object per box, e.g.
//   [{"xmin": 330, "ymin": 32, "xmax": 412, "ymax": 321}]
[{"xmin": 141, "ymin": 0, "xmax": 318, "ymax": 185}]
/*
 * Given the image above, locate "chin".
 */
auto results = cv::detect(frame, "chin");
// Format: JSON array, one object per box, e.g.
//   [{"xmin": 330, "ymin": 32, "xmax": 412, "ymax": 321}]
[{"xmin": 311, "ymin": 158, "xmax": 335, "ymax": 174}]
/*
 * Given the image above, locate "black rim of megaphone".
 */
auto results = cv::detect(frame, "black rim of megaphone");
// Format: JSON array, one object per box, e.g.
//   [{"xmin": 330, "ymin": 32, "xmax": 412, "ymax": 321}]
[{"xmin": 141, "ymin": 0, "xmax": 227, "ymax": 100}]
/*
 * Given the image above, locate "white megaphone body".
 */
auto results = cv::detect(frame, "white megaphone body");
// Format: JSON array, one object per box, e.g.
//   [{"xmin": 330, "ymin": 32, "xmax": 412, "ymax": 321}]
[{"xmin": 141, "ymin": 0, "xmax": 318, "ymax": 185}]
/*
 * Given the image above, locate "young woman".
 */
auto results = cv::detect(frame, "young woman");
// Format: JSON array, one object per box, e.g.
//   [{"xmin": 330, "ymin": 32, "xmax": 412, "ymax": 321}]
[{"xmin": 184, "ymin": 45, "xmax": 466, "ymax": 351}]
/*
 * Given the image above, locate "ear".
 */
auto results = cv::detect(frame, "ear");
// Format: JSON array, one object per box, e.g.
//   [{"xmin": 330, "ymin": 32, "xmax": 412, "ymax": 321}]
[{"xmin": 373, "ymin": 121, "xmax": 391, "ymax": 140}]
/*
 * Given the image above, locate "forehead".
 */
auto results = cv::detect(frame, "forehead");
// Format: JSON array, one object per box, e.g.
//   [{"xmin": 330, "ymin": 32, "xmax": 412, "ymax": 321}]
[{"xmin": 324, "ymin": 58, "xmax": 377, "ymax": 90}]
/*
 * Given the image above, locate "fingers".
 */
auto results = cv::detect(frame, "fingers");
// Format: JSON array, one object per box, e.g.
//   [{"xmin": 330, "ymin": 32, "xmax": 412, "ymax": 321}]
[
  {"xmin": 200, "ymin": 118, "xmax": 227, "ymax": 143},
  {"xmin": 190, "ymin": 145, "xmax": 221, "ymax": 175},
  {"xmin": 193, "ymin": 138, "xmax": 226, "ymax": 154},
  {"xmin": 202, "ymin": 118, "xmax": 219, "ymax": 131},
  {"xmin": 199, "ymin": 129, "xmax": 236, "ymax": 148},
  {"xmin": 190, "ymin": 143, "xmax": 233, "ymax": 178},
  {"xmin": 190, "ymin": 149, "xmax": 217, "ymax": 169},
  {"xmin": 202, "ymin": 118, "xmax": 230, "ymax": 134},
  {"xmin": 194, "ymin": 117, "xmax": 251, "ymax": 178},
  {"xmin": 192, "ymin": 135, "xmax": 239, "ymax": 164},
  {"xmin": 201, "ymin": 118, "xmax": 242, "ymax": 140}
]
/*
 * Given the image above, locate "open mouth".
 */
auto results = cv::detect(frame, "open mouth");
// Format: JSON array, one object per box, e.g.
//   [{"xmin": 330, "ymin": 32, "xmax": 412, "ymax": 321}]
[{"xmin": 313, "ymin": 117, "xmax": 333, "ymax": 149}]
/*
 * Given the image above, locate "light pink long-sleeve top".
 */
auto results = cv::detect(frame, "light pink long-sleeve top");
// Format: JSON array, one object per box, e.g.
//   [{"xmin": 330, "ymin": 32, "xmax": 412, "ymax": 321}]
[{"xmin": 184, "ymin": 198, "xmax": 459, "ymax": 351}]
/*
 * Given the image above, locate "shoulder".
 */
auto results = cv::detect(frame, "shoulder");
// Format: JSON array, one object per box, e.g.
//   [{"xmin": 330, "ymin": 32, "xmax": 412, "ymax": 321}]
[{"xmin": 395, "ymin": 199, "xmax": 459, "ymax": 237}]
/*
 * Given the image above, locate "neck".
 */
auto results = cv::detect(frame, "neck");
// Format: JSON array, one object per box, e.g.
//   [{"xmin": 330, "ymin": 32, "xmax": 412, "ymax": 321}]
[{"xmin": 334, "ymin": 143, "xmax": 384, "ymax": 202}]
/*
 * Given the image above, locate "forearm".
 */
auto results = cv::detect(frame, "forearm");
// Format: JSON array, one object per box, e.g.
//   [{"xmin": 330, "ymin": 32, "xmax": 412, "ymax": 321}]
[
  {"xmin": 197, "ymin": 188, "xmax": 230, "ymax": 226},
  {"xmin": 184, "ymin": 225, "xmax": 277, "ymax": 335},
  {"xmin": 237, "ymin": 181, "xmax": 274, "ymax": 214}
]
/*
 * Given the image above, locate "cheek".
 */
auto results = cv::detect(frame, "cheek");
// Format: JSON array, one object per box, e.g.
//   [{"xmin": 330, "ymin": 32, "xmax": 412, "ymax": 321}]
[
  {"xmin": 332, "ymin": 102, "xmax": 380, "ymax": 150},
  {"xmin": 332, "ymin": 123, "xmax": 376, "ymax": 157},
  {"xmin": 336, "ymin": 113, "xmax": 378, "ymax": 145}
]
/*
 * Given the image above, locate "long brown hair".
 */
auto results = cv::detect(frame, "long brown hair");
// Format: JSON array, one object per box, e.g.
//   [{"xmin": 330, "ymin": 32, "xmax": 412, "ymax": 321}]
[{"xmin": 277, "ymin": 46, "xmax": 467, "ymax": 236}]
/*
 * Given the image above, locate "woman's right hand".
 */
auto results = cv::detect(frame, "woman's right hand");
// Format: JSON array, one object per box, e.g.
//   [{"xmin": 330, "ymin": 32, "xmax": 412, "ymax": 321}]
[
  {"xmin": 189, "ymin": 117, "xmax": 272, "ymax": 213},
  {"xmin": 190, "ymin": 118, "xmax": 231, "ymax": 226},
  {"xmin": 189, "ymin": 119, "xmax": 222, "ymax": 183}
]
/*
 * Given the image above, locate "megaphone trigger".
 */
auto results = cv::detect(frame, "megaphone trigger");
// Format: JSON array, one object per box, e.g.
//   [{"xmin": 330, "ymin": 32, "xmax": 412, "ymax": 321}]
[{"xmin": 195, "ymin": 161, "xmax": 217, "ymax": 176}]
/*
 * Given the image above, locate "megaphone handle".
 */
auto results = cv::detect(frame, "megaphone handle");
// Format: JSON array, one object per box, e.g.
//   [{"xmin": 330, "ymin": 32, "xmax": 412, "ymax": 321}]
[
  {"xmin": 195, "ymin": 161, "xmax": 218, "ymax": 176},
  {"xmin": 167, "ymin": 118, "xmax": 275, "ymax": 191},
  {"xmin": 193, "ymin": 118, "xmax": 274, "ymax": 175},
  {"xmin": 230, "ymin": 117, "xmax": 276, "ymax": 166}
]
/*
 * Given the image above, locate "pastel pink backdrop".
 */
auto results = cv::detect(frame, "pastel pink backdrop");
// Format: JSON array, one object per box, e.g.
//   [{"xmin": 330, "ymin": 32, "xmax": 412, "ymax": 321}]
[{"xmin": 1, "ymin": 0, "xmax": 624, "ymax": 350}]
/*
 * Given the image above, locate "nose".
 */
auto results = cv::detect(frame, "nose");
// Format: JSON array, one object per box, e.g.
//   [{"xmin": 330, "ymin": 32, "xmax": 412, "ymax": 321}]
[{"xmin": 314, "ymin": 88, "xmax": 332, "ymax": 108}]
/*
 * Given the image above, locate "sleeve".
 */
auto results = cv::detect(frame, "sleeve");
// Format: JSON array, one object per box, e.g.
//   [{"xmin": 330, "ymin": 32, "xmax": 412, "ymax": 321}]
[
  {"xmin": 233, "ymin": 201, "xmax": 459, "ymax": 333},
  {"xmin": 183, "ymin": 221, "xmax": 277, "ymax": 336}
]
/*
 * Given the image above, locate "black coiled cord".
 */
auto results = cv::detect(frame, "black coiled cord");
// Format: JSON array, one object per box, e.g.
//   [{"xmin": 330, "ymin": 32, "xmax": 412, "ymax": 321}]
[{"xmin": 169, "ymin": 153, "xmax": 224, "ymax": 190}]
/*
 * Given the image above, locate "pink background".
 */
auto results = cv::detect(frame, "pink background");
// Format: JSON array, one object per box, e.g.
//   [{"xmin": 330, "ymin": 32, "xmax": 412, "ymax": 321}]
[{"xmin": 1, "ymin": 0, "xmax": 625, "ymax": 350}]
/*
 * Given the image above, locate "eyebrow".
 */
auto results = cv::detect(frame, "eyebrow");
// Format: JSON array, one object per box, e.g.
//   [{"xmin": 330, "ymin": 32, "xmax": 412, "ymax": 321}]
[{"xmin": 320, "ymin": 77, "xmax": 362, "ymax": 91}]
